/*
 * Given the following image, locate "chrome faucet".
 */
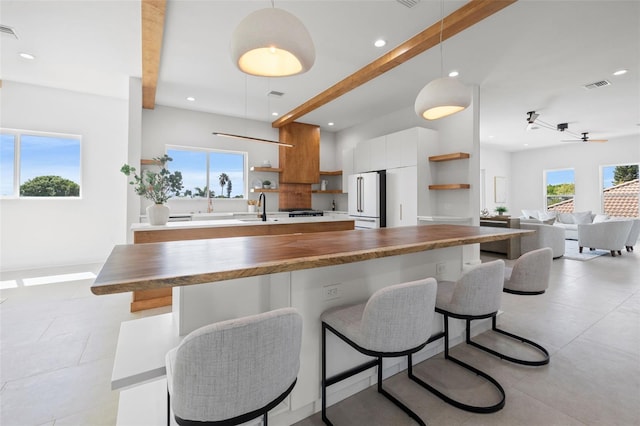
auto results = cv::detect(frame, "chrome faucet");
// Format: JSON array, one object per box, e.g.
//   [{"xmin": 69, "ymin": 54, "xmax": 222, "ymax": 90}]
[{"xmin": 258, "ymin": 192, "xmax": 267, "ymax": 221}]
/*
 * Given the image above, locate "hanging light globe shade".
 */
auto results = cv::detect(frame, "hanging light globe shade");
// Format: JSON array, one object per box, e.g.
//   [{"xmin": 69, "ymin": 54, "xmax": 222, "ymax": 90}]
[
  {"xmin": 230, "ymin": 8, "xmax": 315, "ymax": 77},
  {"xmin": 414, "ymin": 77, "xmax": 471, "ymax": 120}
]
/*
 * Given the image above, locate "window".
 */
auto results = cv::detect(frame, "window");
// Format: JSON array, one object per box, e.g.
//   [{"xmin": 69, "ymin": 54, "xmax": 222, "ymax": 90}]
[
  {"xmin": 601, "ymin": 163, "xmax": 639, "ymax": 217},
  {"xmin": 1, "ymin": 134, "xmax": 15, "ymax": 197},
  {"xmin": 0, "ymin": 129, "xmax": 81, "ymax": 198},
  {"xmin": 545, "ymin": 168, "xmax": 575, "ymax": 212},
  {"xmin": 167, "ymin": 146, "xmax": 247, "ymax": 199}
]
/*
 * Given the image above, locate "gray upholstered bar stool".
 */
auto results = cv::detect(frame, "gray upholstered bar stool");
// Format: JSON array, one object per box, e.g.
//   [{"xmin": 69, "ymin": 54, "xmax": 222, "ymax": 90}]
[
  {"xmin": 468, "ymin": 247, "xmax": 552, "ymax": 366},
  {"xmin": 321, "ymin": 278, "xmax": 438, "ymax": 426},
  {"xmin": 409, "ymin": 260, "xmax": 506, "ymax": 413},
  {"xmin": 165, "ymin": 308, "xmax": 302, "ymax": 426}
]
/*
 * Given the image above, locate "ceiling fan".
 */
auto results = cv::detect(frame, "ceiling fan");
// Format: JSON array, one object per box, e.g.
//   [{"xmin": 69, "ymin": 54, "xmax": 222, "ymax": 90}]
[
  {"xmin": 525, "ymin": 111, "xmax": 607, "ymax": 143},
  {"xmin": 561, "ymin": 132, "xmax": 608, "ymax": 143}
]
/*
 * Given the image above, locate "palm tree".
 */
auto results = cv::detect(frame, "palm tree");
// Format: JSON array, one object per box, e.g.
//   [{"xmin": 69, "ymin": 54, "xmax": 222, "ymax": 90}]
[
  {"xmin": 219, "ymin": 173, "xmax": 229, "ymax": 198},
  {"xmin": 226, "ymin": 180, "xmax": 232, "ymax": 198}
]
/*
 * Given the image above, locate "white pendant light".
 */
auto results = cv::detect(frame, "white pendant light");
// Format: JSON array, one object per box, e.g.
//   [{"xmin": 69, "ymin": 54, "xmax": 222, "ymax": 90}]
[
  {"xmin": 231, "ymin": 7, "xmax": 315, "ymax": 77},
  {"xmin": 414, "ymin": 0, "xmax": 470, "ymax": 120},
  {"xmin": 415, "ymin": 77, "xmax": 470, "ymax": 120}
]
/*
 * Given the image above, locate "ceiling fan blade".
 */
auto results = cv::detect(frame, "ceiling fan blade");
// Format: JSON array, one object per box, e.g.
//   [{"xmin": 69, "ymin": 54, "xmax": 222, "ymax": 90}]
[{"xmin": 587, "ymin": 139, "xmax": 607, "ymax": 142}]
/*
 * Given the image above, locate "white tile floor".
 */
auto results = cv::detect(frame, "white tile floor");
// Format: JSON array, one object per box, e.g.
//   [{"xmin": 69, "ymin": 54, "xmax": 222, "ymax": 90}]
[{"xmin": 1, "ymin": 248, "xmax": 638, "ymax": 426}]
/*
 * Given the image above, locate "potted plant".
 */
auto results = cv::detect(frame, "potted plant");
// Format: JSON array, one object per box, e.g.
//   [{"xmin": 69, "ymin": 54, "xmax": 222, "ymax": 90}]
[
  {"xmin": 262, "ymin": 180, "xmax": 272, "ymax": 189},
  {"xmin": 121, "ymin": 154, "xmax": 184, "ymax": 225},
  {"xmin": 494, "ymin": 206, "xmax": 508, "ymax": 216}
]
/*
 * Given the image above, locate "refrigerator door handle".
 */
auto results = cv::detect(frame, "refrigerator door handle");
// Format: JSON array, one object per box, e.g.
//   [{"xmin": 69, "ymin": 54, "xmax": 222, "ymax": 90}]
[{"xmin": 358, "ymin": 176, "xmax": 363, "ymax": 212}]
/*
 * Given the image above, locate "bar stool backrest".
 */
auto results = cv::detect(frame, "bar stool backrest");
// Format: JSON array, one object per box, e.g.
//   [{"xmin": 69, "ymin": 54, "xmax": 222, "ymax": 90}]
[
  {"xmin": 506, "ymin": 247, "xmax": 552, "ymax": 293},
  {"xmin": 361, "ymin": 278, "xmax": 437, "ymax": 353},
  {"xmin": 170, "ymin": 308, "xmax": 302, "ymax": 422},
  {"xmin": 448, "ymin": 260, "xmax": 505, "ymax": 317}
]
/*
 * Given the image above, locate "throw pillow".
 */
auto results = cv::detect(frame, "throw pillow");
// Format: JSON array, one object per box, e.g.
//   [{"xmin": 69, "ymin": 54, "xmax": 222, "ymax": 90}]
[
  {"xmin": 572, "ymin": 211, "xmax": 593, "ymax": 225},
  {"xmin": 557, "ymin": 213, "xmax": 574, "ymax": 224},
  {"xmin": 542, "ymin": 217, "xmax": 556, "ymax": 225},
  {"xmin": 593, "ymin": 214, "xmax": 610, "ymax": 223},
  {"xmin": 522, "ymin": 210, "xmax": 540, "ymax": 220},
  {"xmin": 539, "ymin": 211, "xmax": 557, "ymax": 221}
]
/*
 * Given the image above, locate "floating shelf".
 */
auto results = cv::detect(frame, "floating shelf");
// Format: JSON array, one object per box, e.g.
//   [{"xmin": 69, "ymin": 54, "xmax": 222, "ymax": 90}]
[
  {"xmin": 428, "ymin": 152, "xmax": 470, "ymax": 162},
  {"xmin": 312, "ymin": 190, "xmax": 342, "ymax": 194},
  {"xmin": 428, "ymin": 184, "xmax": 471, "ymax": 190},
  {"xmin": 250, "ymin": 188, "xmax": 279, "ymax": 193},
  {"xmin": 250, "ymin": 167, "xmax": 282, "ymax": 172},
  {"xmin": 319, "ymin": 170, "xmax": 342, "ymax": 176},
  {"xmin": 140, "ymin": 159, "xmax": 162, "ymax": 166}
]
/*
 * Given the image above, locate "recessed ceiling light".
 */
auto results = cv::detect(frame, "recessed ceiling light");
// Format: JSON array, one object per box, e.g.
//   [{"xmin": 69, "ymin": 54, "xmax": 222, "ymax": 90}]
[
  {"xmin": 524, "ymin": 143, "xmax": 529, "ymax": 146},
  {"xmin": 272, "ymin": 112, "xmax": 279, "ymax": 116},
  {"xmin": 374, "ymin": 39, "xmax": 386, "ymax": 48},
  {"xmin": 19, "ymin": 52, "xmax": 35, "ymax": 60},
  {"xmin": 328, "ymin": 122, "xmax": 335, "ymax": 126},
  {"xmin": 186, "ymin": 96, "xmax": 195, "ymax": 101},
  {"xmin": 448, "ymin": 70, "xmax": 459, "ymax": 77},
  {"xmin": 613, "ymin": 69, "xmax": 627, "ymax": 76}
]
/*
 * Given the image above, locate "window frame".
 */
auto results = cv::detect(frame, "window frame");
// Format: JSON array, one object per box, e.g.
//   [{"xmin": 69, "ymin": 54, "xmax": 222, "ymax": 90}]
[
  {"xmin": 600, "ymin": 162, "xmax": 639, "ymax": 217},
  {"xmin": 0, "ymin": 128, "xmax": 83, "ymax": 199},
  {"xmin": 544, "ymin": 168, "xmax": 575, "ymax": 211},
  {"xmin": 165, "ymin": 145, "xmax": 249, "ymax": 200}
]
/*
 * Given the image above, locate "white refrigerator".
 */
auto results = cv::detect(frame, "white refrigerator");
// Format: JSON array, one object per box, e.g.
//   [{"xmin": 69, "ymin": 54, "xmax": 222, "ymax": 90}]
[{"xmin": 348, "ymin": 171, "xmax": 386, "ymax": 229}]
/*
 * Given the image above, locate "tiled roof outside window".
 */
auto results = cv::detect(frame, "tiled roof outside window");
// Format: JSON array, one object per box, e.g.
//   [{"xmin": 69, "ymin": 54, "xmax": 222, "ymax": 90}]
[{"xmin": 548, "ymin": 179, "xmax": 639, "ymax": 217}]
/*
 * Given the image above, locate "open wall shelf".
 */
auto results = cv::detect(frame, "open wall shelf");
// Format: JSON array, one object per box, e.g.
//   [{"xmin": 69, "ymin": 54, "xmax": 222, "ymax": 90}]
[
  {"xmin": 428, "ymin": 184, "xmax": 471, "ymax": 190},
  {"xmin": 428, "ymin": 152, "xmax": 470, "ymax": 162},
  {"xmin": 250, "ymin": 167, "xmax": 283, "ymax": 173}
]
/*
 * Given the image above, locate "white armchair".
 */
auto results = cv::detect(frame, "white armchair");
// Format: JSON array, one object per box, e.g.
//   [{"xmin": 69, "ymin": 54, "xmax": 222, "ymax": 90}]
[
  {"xmin": 520, "ymin": 223, "xmax": 565, "ymax": 258},
  {"xmin": 625, "ymin": 219, "xmax": 640, "ymax": 252},
  {"xmin": 578, "ymin": 220, "xmax": 634, "ymax": 257}
]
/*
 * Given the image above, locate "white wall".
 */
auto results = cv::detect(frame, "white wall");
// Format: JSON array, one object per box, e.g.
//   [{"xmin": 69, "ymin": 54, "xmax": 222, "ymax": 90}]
[
  {"xmin": 0, "ymin": 81, "xmax": 129, "ymax": 271},
  {"xmin": 509, "ymin": 135, "xmax": 640, "ymax": 216},
  {"xmin": 141, "ymin": 105, "xmax": 340, "ymax": 214},
  {"xmin": 480, "ymin": 147, "xmax": 511, "ymax": 214}
]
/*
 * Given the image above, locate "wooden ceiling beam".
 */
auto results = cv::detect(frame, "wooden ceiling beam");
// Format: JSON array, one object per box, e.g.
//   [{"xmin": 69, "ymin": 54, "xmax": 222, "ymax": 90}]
[
  {"xmin": 272, "ymin": 0, "xmax": 517, "ymax": 128},
  {"xmin": 142, "ymin": 0, "xmax": 167, "ymax": 109}
]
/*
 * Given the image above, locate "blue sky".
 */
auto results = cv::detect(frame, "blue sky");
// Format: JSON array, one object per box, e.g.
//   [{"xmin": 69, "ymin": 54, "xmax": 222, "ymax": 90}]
[
  {"xmin": 1, "ymin": 134, "xmax": 81, "ymax": 196},
  {"xmin": 546, "ymin": 167, "xmax": 616, "ymax": 189},
  {"xmin": 167, "ymin": 148, "xmax": 245, "ymax": 197}
]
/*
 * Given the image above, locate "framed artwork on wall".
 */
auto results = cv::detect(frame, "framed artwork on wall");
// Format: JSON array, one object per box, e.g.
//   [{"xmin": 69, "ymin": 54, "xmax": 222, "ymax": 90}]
[{"xmin": 494, "ymin": 176, "xmax": 506, "ymax": 203}]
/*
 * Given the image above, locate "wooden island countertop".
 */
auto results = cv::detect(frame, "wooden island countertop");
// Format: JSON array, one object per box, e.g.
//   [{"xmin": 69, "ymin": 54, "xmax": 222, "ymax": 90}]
[{"xmin": 92, "ymin": 225, "xmax": 532, "ymax": 296}]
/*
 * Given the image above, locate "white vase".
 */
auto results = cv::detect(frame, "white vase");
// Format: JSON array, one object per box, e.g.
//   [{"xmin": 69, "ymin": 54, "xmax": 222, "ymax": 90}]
[{"xmin": 147, "ymin": 203, "xmax": 170, "ymax": 225}]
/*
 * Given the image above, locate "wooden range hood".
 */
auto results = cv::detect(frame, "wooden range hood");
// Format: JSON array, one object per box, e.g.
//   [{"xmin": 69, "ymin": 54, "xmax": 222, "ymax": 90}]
[{"xmin": 278, "ymin": 122, "xmax": 320, "ymax": 210}]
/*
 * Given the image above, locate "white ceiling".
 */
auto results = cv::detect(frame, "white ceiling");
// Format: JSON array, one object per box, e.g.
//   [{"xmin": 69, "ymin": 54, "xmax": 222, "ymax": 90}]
[{"xmin": 2, "ymin": 0, "xmax": 639, "ymax": 152}]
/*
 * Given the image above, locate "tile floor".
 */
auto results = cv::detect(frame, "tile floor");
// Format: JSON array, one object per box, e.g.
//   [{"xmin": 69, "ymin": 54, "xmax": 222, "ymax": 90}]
[{"xmin": 1, "ymin": 248, "xmax": 639, "ymax": 426}]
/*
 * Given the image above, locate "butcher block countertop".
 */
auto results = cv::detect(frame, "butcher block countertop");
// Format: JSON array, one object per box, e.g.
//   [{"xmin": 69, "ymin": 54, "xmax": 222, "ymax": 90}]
[{"xmin": 91, "ymin": 225, "xmax": 532, "ymax": 295}]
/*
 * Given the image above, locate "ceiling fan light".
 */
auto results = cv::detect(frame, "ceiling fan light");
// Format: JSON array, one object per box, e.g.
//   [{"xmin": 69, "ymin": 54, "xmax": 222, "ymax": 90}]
[
  {"xmin": 231, "ymin": 8, "xmax": 315, "ymax": 77},
  {"xmin": 414, "ymin": 77, "xmax": 471, "ymax": 120}
]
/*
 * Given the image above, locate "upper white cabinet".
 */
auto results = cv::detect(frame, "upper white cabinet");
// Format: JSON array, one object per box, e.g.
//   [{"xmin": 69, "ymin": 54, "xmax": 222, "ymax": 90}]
[
  {"xmin": 354, "ymin": 136, "xmax": 385, "ymax": 173},
  {"xmin": 386, "ymin": 128, "xmax": 418, "ymax": 169},
  {"xmin": 342, "ymin": 147, "xmax": 354, "ymax": 191},
  {"xmin": 353, "ymin": 127, "xmax": 437, "ymax": 174},
  {"xmin": 369, "ymin": 136, "xmax": 386, "ymax": 171}
]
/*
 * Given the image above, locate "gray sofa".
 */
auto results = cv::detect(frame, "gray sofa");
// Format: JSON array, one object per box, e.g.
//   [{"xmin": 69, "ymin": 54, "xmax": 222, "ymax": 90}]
[
  {"xmin": 520, "ymin": 210, "xmax": 610, "ymax": 240},
  {"xmin": 520, "ymin": 222, "xmax": 565, "ymax": 258}
]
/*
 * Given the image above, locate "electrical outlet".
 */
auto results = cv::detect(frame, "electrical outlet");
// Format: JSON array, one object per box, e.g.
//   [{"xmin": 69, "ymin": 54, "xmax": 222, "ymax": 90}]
[
  {"xmin": 436, "ymin": 262, "xmax": 446, "ymax": 276},
  {"xmin": 324, "ymin": 284, "xmax": 341, "ymax": 301}
]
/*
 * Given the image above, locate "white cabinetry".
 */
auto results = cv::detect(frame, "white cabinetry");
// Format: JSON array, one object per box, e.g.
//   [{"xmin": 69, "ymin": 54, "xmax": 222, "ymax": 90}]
[
  {"xmin": 342, "ymin": 147, "xmax": 354, "ymax": 192},
  {"xmin": 386, "ymin": 128, "xmax": 420, "ymax": 169},
  {"xmin": 369, "ymin": 136, "xmax": 386, "ymax": 171},
  {"xmin": 354, "ymin": 136, "xmax": 385, "ymax": 173},
  {"xmin": 386, "ymin": 166, "xmax": 418, "ymax": 227}
]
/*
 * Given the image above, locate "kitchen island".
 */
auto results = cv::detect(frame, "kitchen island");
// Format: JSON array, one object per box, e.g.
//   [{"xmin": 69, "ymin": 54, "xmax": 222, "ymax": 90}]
[
  {"xmin": 128, "ymin": 215, "xmax": 354, "ymax": 311},
  {"xmin": 93, "ymin": 225, "xmax": 531, "ymax": 425}
]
